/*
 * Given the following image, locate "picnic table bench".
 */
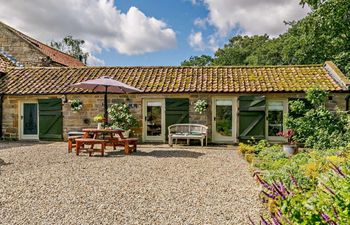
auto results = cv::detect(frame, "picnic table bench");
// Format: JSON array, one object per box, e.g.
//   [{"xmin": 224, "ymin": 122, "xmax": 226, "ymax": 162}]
[
  {"xmin": 168, "ymin": 124, "xmax": 208, "ymax": 147},
  {"xmin": 67, "ymin": 128, "xmax": 138, "ymax": 156}
]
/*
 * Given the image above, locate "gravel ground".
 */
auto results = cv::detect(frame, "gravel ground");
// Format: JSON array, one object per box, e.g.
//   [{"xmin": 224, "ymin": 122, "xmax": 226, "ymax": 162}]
[{"xmin": 0, "ymin": 142, "xmax": 263, "ymax": 225}]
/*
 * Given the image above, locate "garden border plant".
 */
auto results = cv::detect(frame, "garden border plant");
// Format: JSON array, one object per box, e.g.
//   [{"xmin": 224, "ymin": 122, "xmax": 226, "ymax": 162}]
[{"xmin": 238, "ymin": 88, "xmax": 350, "ymax": 224}]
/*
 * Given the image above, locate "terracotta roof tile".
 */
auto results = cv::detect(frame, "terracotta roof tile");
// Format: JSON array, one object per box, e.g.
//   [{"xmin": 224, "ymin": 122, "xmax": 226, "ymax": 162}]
[{"xmin": 0, "ymin": 63, "xmax": 348, "ymax": 95}]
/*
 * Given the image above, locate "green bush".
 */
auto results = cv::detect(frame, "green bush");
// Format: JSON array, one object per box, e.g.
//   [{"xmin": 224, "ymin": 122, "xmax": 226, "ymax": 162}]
[
  {"xmin": 287, "ymin": 88, "xmax": 350, "ymax": 150},
  {"xmin": 108, "ymin": 103, "xmax": 137, "ymax": 130}
]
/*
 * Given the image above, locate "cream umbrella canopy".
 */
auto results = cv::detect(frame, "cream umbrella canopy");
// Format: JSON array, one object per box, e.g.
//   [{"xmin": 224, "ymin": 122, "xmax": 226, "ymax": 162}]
[{"xmin": 71, "ymin": 76, "xmax": 141, "ymax": 124}]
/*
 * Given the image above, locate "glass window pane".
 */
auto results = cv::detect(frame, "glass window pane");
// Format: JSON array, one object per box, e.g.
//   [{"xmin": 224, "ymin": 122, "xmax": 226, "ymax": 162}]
[
  {"xmin": 146, "ymin": 103, "xmax": 162, "ymax": 136},
  {"xmin": 23, "ymin": 103, "xmax": 38, "ymax": 135},
  {"xmin": 216, "ymin": 100, "xmax": 232, "ymax": 137},
  {"xmin": 267, "ymin": 101, "xmax": 284, "ymax": 136},
  {"xmin": 217, "ymin": 100, "xmax": 232, "ymax": 106},
  {"xmin": 268, "ymin": 101, "xmax": 283, "ymax": 111}
]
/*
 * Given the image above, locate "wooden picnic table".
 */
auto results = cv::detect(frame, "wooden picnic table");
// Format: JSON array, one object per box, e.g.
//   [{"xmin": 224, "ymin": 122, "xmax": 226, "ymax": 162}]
[
  {"xmin": 82, "ymin": 128, "xmax": 125, "ymax": 139},
  {"xmin": 80, "ymin": 128, "xmax": 138, "ymax": 155}
]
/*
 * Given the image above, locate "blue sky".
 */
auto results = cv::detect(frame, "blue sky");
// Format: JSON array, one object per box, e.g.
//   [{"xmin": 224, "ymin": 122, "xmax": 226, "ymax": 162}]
[
  {"xmin": 0, "ymin": 0, "xmax": 310, "ymax": 66},
  {"xmin": 99, "ymin": 0, "xmax": 213, "ymax": 66}
]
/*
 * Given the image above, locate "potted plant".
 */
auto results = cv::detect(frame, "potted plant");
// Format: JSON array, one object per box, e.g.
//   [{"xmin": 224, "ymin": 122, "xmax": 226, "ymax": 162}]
[
  {"xmin": 194, "ymin": 99, "xmax": 208, "ymax": 114},
  {"xmin": 108, "ymin": 103, "xmax": 137, "ymax": 138},
  {"xmin": 93, "ymin": 114, "xmax": 104, "ymax": 130},
  {"xmin": 277, "ymin": 129, "xmax": 298, "ymax": 156},
  {"xmin": 68, "ymin": 98, "xmax": 83, "ymax": 112}
]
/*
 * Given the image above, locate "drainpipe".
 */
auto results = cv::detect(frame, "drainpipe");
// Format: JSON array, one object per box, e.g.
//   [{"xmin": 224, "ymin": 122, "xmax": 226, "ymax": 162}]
[{"xmin": 0, "ymin": 94, "xmax": 3, "ymax": 140}]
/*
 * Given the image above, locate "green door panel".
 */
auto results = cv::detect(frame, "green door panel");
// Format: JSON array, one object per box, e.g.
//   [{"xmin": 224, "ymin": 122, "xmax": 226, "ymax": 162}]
[
  {"xmin": 238, "ymin": 96, "xmax": 265, "ymax": 140},
  {"xmin": 39, "ymin": 99, "xmax": 63, "ymax": 140},
  {"xmin": 165, "ymin": 99, "xmax": 189, "ymax": 137},
  {"xmin": 23, "ymin": 103, "xmax": 38, "ymax": 135},
  {"xmin": 239, "ymin": 96, "xmax": 266, "ymax": 111}
]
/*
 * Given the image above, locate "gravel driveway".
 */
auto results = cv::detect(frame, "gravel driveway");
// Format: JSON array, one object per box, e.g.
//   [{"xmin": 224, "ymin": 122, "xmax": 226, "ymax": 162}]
[{"xmin": 0, "ymin": 142, "xmax": 263, "ymax": 225}]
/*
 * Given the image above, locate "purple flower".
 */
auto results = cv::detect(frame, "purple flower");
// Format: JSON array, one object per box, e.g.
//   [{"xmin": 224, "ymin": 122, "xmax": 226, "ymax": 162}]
[
  {"xmin": 261, "ymin": 190, "xmax": 276, "ymax": 199},
  {"xmin": 272, "ymin": 215, "xmax": 282, "ymax": 225},
  {"xmin": 248, "ymin": 216, "xmax": 256, "ymax": 225},
  {"xmin": 321, "ymin": 183, "xmax": 336, "ymax": 196},
  {"xmin": 290, "ymin": 174, "xmax": 299, "ymax": 187},
  {"xmin": 320, "ymin": 212, "xmax": 338, "ymax": 225},
  {"xmin": 330, "ymin": 162, "xmax": 346, "ymax": 178},
  {"xmin": 260, "ymin": 216, "xmax": 272, "ymax": 225},
  {"xmin": 272, "ymin": 183, "xmax": 286, "ymax": 199}
]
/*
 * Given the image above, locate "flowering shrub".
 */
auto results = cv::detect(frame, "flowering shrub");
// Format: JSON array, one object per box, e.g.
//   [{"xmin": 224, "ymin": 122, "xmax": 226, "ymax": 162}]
[
  {"xmin": 194, "ymin": 99, "xmax": 208, "ymax": 114},
  {"xmin": 108, "ymin": 103, "xmax": 137, "ymax": 130},
  {"xmin": 241, "ymin": 141, "xmax": 350, "ymax": 224},
  {"xmin": 276, "ymin": 129, "xmax": 295, "ymax": 144},
  {"xmin": 68, "ymin": 98, "xmax": 83, "ymax": 112}
]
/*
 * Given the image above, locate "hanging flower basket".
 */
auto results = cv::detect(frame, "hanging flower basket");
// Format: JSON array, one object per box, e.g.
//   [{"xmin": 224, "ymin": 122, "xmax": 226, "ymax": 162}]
[
  {"xmin": 68, "ymin": 99, "xmax": 83, "ymax": 112},
  {"xmin": 194, "ymin": 99, "xmax": 208, "ymax": 114}
]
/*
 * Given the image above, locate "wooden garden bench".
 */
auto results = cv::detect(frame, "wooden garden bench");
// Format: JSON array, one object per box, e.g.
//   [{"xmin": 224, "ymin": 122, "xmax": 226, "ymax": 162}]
[
  {"xmin": 68, "ymin": 135, "xmax": 82, "ymax": 153},
  {"xmin": 75, "ymin": 138, "xmax": 107, "ymax": 157},
  {"xmin": 168, "ymin": 124, "xmax": 208, "ymax": 147},
  {"xmin": 118, "ymin": 138, "xmax": 138, "ymax": 154}
]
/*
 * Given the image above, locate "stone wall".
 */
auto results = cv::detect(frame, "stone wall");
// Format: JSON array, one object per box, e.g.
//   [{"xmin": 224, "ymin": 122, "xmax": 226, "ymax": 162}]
[
  {"xmin": 0, "ymin": 23, "xmax": 59, "ymax": 67},
  {"xmin": 1, "ymin": 92, "xmax": 349, "ymax": 141}
]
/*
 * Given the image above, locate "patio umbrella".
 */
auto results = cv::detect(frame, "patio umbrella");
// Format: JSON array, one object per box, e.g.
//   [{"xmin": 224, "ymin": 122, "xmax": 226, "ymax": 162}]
[{"xmin": 71, "ymin": 76, "xmax": 141, "ymax": 124}]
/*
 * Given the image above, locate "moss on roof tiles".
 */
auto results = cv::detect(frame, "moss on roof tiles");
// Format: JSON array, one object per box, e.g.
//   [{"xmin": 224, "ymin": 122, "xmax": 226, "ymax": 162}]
[{"xmin": 0, "ymin": 63, "xmax": 347, "ymax": 95}]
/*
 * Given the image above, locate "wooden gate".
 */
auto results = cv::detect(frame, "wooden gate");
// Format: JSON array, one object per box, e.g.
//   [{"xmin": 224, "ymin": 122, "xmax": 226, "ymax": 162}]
[
  {"xmin": 38, "ymin": 99, "xmax": 63, "ymax": 140},
  {"xmin": 238, "ymin": 96, "xmax": 265, "ymax": 140}
]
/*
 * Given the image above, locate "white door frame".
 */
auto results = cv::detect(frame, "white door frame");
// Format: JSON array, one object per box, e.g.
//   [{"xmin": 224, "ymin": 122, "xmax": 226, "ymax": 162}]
[
  {"xmin": 19, "ymin": 100, "xmax": 39, "ymax": 140},
  {"xmin": 266, "ymin": 99, "xmax": 288, "ymax": 142},
  {"xmin": 142, "ymin": 98, "xmax": 166, "ymax": 142},
  {"xmin": 212, "ymin": 96, "xmax": 238, "ymax": 143}
]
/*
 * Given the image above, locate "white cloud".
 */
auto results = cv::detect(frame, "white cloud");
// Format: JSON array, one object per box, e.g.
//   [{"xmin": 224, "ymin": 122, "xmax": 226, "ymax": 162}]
[
  {"xmin": 188, "ymin": 31, "xmax": 205, "ymax": 50},
  {"xmin": 201, "ymin": 0, "xmax": 310, "ymax": 36},
  {"xmin": 194, "ymin": 18, "xmax": 207, "ymax": 29},
  {"xmin": 87, "ymin": 55, "xmax": 105, "ymax": 66},
  {"xmin": 0, "ymin": 0, "xmax": 176, "ymax": 65}
]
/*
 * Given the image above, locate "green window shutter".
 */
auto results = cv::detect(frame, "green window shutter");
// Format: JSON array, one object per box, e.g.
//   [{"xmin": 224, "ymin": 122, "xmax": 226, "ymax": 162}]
[
  {"xmin": 165, "ymin": 99, "xmax": 189, "ymax": 137},
  {"xmin": 238, "ymin": 96, "xmax": 265, "ymax": 140},
  {"xmin": 39, "ymin": 99, "xmax": 63, "ymax": 140}
]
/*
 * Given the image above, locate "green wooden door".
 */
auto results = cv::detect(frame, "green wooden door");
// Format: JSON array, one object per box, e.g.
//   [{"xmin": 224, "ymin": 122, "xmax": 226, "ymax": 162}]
[
  {"xmin": 238, "ymin": 96, "xmax": 265, "ymax": 140},
  {"xmin": 39, "ymin": 99, "xmax": 63, "ymax": 140},
  {"xmin": 165, "ymin": 99, "xmax": 189, "ymax": 137}
]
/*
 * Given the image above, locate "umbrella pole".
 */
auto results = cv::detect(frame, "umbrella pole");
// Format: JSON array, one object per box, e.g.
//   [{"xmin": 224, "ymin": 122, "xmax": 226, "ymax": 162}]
[{"xmin": 104, "ymin": 86, "xmax": 108, "ymax": 127}]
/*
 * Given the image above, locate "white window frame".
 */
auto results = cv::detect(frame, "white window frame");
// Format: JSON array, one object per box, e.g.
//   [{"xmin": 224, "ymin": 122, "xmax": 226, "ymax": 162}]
[
  {"xmin": 19, "ymin": 100, "xmax": 39, "ymax": 140},
  {"xmin": 266, "ymin": 99, "xmax": 288, "ymax": 142},
  {"xmin": 142, "ymin": 98, "xmax": 166, "ymax": 142},
  {"xmin": 212, "ymin": 96, "xmax": 238, "ymax": 143}
]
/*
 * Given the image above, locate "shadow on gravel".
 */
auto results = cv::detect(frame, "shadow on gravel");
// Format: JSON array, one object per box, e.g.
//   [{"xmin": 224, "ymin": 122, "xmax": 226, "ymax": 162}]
[
  {"xmin": 106, "ymin": 150, "xmax": 205, "ymax": 158},
  {"xmin": 0, "ymin": 158, "xmax": 12, "ymax": 175}
]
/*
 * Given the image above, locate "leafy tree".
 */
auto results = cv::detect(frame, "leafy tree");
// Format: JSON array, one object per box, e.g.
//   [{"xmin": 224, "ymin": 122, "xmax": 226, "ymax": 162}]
[
  {"xmin": 50, "ymin": 36, "xmax": 89, "ymax": 64},
  {"xmin": 212, "ymin": 35, "xmax": 270, "ymax": 65},
  {"xmin": 181, "ymin": 55, "xmax": 213, "ymax": 66},
  {"xmin": 181, "ymin": 0, "xmax": 350, "ymax": 76}
]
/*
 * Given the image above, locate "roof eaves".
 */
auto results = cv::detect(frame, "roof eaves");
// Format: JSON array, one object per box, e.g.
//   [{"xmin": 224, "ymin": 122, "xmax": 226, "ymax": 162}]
[{"xmin": 324, "ymin": 61, "xmax": 350, "ymax": 91}]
